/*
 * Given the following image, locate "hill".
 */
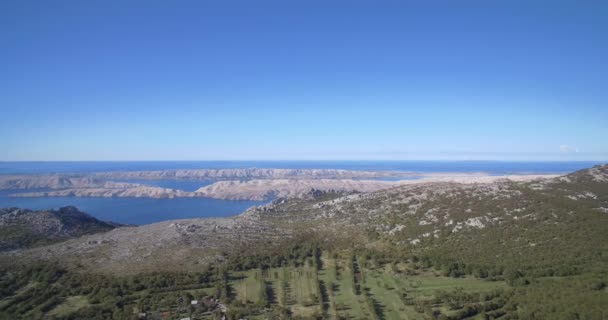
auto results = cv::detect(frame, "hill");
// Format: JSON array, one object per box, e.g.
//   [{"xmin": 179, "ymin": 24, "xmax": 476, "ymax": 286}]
[{"xmin": 0, "ymin": 206, "xmax": 119, "ymax": 251}]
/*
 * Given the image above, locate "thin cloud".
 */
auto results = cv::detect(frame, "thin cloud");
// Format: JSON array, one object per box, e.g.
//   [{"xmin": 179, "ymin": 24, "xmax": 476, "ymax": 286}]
[{"xmin": 559, "ymin": 145, "xmax": 579, "ymax": 153}]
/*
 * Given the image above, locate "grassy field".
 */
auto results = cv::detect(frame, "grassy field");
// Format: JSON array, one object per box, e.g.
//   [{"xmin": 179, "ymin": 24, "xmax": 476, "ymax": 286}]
[
  {"xmin": 47, "ymin": 296, "xmax": 90, "ymax": 317},
  {"xmin": 364, "ymin": 266, "xmax": 423, "ymax": 320},
  {"xmin": 226, "ymin": 253, "xmax": 507, "ymax": 320},
  {"xmin": 319, "ymin": 254, "xmax": 370, "ymax": 320},
  {"xmin": 404, "ymin": 274, "xmax": 507, "ymax": 295},
  {"xmin": 230, "ymin": 269, "xmax": 264, "ymax": 304},
  {"xmin": 290, "ymin": 265, "xmax": 319, "ymax": 306},
  {"xmin": 229, "ymin": 263, "xmax": 323, "ymax": 318},
  {"xmin": 23, "ymin": 255, "xmax": 505, "ymax": 320}
]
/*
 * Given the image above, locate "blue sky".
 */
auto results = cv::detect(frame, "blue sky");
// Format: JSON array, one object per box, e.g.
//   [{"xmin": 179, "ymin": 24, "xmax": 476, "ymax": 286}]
[{"xmin": 1, "ymin": 1, "xmax": 607, "ymax": 161}]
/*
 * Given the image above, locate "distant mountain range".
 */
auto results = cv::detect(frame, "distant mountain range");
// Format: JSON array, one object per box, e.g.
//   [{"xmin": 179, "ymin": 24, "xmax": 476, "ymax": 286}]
[{"xmin": 2, "ymin": 168, "xmax": 557, "ymax": 200}]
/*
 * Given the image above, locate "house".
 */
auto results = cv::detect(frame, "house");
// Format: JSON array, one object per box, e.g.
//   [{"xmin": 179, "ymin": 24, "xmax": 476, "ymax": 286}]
[
  {"xmin": 190, "ymin": 300, "xmax": 198, "ymax": 305},
  {"xmin": 200, "ymin": 296, "xmax": 216, "ymax": 307}
]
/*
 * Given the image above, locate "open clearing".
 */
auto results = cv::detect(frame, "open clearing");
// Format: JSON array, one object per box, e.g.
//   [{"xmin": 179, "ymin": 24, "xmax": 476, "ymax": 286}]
[
  {"xmin": 47, "ymin": 296, "xmax": 89, "ymax": 317},
  {"xmin": 226, "ymin": 254, "xmax": 506, "ymax": 320}
]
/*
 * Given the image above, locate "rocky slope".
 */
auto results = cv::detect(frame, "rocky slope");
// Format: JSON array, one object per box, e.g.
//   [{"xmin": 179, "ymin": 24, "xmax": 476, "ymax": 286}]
[
  {"xmin": 0, "ymin": 206, "xmax": 118, "ymax": 251},
  {"xmin": 243, "ymin": 164, "xmax": 608, "ymax": 271},
  {"xmin": 0, "ymin": 175, "xmax": 137, "ymax": 190},
  {"xmin": 193, "ymin": 176, "xmax": 556, "ymax": 200},
  {"xmin": 10, "ymin": 185, "xmax": 192, "ymax": 199},
  {"xmin": 5, "ymin": 214, "xmax": 286, "ymax": 273},
  {"xmin": 193, "ymin": 179, "xmax": 402, "ymax": 200},
  {"xmin": 252, "ymin": 164, "xmax": 607, "ymax": 231}
]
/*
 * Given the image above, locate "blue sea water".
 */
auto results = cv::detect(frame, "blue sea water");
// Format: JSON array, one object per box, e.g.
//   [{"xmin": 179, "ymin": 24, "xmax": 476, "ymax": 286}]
[
  {"xmin": 115, "ymin": 179, "xmax": 215, "ymax": 192},
  {"xmin": 0, "ymin": 161, "xmax": 602, "ymax": 225},
  {"xmin": 0, "ymin": 190, "xmax": 262, "ymax": 226},
  {"xmin": 0, "ymin": 177, "xmax": 259, "ymax": 225}
]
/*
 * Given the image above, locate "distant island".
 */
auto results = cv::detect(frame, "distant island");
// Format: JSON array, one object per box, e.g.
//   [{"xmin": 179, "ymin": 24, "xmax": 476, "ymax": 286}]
[{"xmin": 2, "ymin": 168, "xmax": 557, "ymax": 200}]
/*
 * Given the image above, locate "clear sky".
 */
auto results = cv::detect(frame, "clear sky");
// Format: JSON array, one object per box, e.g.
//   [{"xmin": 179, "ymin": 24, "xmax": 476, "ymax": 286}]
[{"xmin": 1, "ymin": 1, "xmax": 607, "ymax": 161}]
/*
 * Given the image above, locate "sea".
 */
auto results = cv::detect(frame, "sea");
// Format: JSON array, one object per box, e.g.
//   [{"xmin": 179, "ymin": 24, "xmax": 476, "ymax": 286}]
[{"xmin": 0, "ymin": 161, "xmax": 601, "ymax": 225}]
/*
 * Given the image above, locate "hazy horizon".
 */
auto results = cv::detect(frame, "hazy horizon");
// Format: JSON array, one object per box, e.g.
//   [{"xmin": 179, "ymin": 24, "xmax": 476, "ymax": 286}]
[{"xmin": 1, "ymin": 159, "xmax": 606, "ymax": 163}]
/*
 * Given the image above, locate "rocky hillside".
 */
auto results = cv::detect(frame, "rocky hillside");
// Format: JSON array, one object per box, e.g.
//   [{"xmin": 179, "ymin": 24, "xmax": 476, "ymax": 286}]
[
  {"xmin": 193, "ymin": 179, "xmax": 401, "ymax": 200},
  {"xmin": 10, "ymin": 185, "xmax": 192, "ymax": 199},
  {"xmin": 0, "ymin": 175, "xmax": 104, "ymax": 190},
  {"xmin": 8, "ymin": 214, "xmax": 288, "ymax": 273},
  {"xmin": 0, "ymin": 206, "xmax": 118, "ymax": 251},
  {"xmin": 244, "ymin": 164, "xmax": 608, "ymax": 274}
]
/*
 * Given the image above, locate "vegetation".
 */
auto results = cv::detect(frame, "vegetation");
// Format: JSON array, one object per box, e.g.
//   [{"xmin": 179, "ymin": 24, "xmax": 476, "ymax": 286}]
[
  {"xmin": 1, "ymin": 242, "xmax": 605, "ymax": 320},
  {"xmin": 1, "ymin": 165, "xmax": 607, "ymax": 319}
]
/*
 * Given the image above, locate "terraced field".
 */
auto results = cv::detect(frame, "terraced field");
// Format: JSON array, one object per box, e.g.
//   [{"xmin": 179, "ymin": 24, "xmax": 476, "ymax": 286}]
[
  {"xmin": 226, "ymin": 253, "xmax": 506, "ymax": 320},
  {"xmin": 230, "ymin": 269, "xmax": 265, "ymax": 305},
  {"xmin": 318, "ymin": 255, "xmax": 373, "ymax": 319}
]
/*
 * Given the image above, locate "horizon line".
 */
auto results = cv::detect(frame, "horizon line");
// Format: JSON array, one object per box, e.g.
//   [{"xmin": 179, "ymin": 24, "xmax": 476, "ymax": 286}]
[{"xmin": 1, "ymin": 159, "xmax": 606, "ymax": 163}]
